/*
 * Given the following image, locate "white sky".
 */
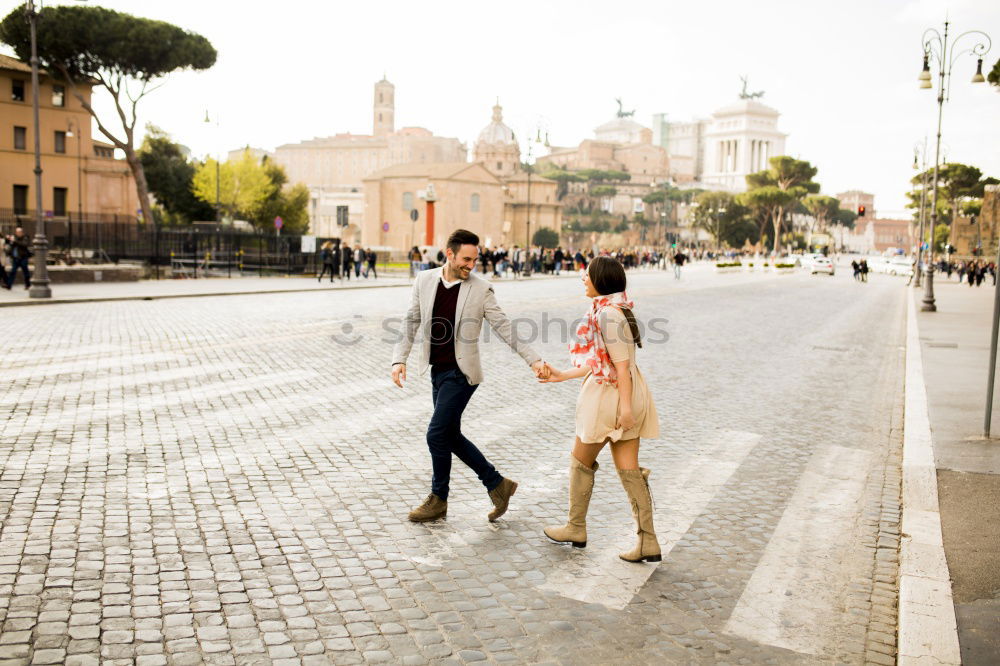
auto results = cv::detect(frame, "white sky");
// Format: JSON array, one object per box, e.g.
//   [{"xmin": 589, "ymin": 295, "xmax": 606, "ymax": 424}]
[{"xmin": 3, "ymin": 0, "xmax": 998, "ymax": 215}]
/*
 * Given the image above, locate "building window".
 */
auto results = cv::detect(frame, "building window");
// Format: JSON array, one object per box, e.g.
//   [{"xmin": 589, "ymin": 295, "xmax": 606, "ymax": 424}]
[
  {"xmin": 12, "ymin": 79, "xmax": 24, "ymax": 102},
  {"xmin": 54, "ymin": 130, "xmax": 66, "ymax": 154},
  {"xmin": 52, "ymin": 84, "xmax": 65, "ymax": 107},
  {"xmin": 14, "ymin": 126, "xmax": 26, "ymax": 150},
  {"xmin": 13, "ymin": 185, "xmax": 28, "ymax": 214},
  {"xmin": 53, "ymin": 187, "xmax": 67, "ymax": 216},
  {"xmin": 497, "ymin": 161, "xmax": 502, "ymax": 171},
  {"xmin": 402, "ymin": 191, "xmax": 413, "ymax": 212},
  {"xmin": 471, "ymin": 193, "xmax": 480, "ymax": 212}
]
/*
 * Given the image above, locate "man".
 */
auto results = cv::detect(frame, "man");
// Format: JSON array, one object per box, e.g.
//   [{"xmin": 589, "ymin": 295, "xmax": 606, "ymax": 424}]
[
  {"xmin": 6, "ymin": 227, "xmax": 32, "ymax": 289},
  {"xmin": 391, "ymin": 229, "xmax": 548, "ymax": 523},
  {"xmin": 672, "ymin": 248, "xmax": 687, "ymax": 280},
  {"xmin": 353, "ymin": 244, "xmax": 365, "ymax": 278}
]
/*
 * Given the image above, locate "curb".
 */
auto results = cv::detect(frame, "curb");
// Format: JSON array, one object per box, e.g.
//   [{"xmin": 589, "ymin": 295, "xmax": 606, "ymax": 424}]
[{"xmin": 898, "ymin": 291, "xmax": 961, "ymax": 664}]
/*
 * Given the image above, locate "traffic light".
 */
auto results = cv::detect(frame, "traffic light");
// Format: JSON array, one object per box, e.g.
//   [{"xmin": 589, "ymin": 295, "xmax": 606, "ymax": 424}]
[{"xmin": 857, "ymin": 205, "xmax": 866, "ymax": 217}]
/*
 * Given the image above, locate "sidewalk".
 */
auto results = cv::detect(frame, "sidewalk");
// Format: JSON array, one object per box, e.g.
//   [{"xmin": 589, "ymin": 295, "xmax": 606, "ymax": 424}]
[
  {"xmin": 911, "ymin": 279, "xmax": 1000, "ymax": 665},
  {"xmin": 0, "ymin": 273, "xmax": 414, "ymax": 307}
]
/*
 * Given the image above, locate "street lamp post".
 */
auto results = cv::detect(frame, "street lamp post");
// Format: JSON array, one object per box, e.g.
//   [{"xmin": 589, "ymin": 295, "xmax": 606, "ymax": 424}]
[
  {"xmin": 912, "ymin": 140, "xmax": 929, "ymax": 287},
  {"xmin": 521, "ymin": 126, "xmax": 547, "ymax": 277},
  {"xmin": 25, "ymin": 0, "xmax": 51, "ymax": 298},
  {"xmin": 918, "ymin": 20, "xmax": 992, "ymax": 311}
]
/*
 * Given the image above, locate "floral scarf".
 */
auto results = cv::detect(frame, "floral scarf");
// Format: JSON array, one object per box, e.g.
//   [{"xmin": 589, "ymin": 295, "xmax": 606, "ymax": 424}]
[{"xmin": 569, "ymin": 291, "xmax": 634, "ymax": 385}]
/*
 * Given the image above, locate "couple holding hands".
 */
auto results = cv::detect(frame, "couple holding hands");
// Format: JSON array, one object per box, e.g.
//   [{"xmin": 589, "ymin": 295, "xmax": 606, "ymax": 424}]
[{"xmin": 390, "ymin": 229, "xmax": 661, "ymax": 563}]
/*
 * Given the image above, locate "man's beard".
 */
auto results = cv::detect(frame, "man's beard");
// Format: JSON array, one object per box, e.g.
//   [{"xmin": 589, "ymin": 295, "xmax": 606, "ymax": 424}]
[{"xmin": 448, "ymin": 260, "xmax": 470, "ymax": 280}]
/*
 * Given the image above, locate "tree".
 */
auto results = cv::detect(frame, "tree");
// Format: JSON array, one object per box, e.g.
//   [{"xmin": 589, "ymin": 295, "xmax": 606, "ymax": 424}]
[
  {"xmin": 933, "ymin": 223, "xmax": 950, "ymax": 252},
  {"xmin": 737, "ymin": 186, "xmax": 798, "ymax": 253},
  {"xmin": 744, "ymin": 156, "xmax": 820, "ymax": 253},
  {"xmin": 0, "ymin": 4, "xmax": 216, "ymax": 226},
  {"xmin": 802, "ymin": 195, "xmax": 839, "ymax": 234},
  {"xmin": 253, "ymin": 161, "xmax": 309, "ymax": 234},
  {"xmin": 532, "ymin": 227, "xmax": 559, "ymax": 248},
  {"xmin": 833, "ymin": 208, "xmax": 858, "ymax": 229},
  {"xmin": 538, "ymin": 168, "xmax": 584, "ymax": 200},
  {"xmin": 139, "ymin": 125, "xmax": 215, "ymax": 224},
  {"xmin": 193, "ymin": 151, "xmax": 276, "ymax": 222},
  {"xmin": 989, "ymin": 57, "xmax": 1000, "ymax": 88},
  {"xmin": 692, "ymin": 191, "xmax": 735, "ymax": 247},
  {"xmin": 907, "ymin": 163, "xmax": 999, "ymax": 225}
]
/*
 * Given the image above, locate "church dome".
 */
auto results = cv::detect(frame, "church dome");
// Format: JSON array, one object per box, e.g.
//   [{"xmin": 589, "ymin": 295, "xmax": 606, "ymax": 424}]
[{"xmin": 477, "ymin": 102, "xmax": 516, "ymax": 145}]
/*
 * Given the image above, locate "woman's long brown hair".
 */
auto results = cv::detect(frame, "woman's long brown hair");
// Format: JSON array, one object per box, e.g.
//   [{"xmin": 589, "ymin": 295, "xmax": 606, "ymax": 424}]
[{"xmin": 588, "ymin": 256, "xmax": 642, "ymax": 348}]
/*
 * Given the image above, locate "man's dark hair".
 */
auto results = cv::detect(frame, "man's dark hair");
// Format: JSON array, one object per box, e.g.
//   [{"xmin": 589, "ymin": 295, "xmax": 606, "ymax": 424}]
[{"xmin": 446, "ymin": 229, "xmax": 480, "ymax": 254}]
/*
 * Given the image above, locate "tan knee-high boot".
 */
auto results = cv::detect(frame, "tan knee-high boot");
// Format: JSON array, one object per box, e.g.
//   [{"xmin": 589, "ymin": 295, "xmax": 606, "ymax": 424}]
[
  {"xmin": 618, "ymin": 467, "xmax": 662, "ymax": 563},
  {"xmin": 544, "ymin": 456, "xmax": 599, "ymax": 548}
]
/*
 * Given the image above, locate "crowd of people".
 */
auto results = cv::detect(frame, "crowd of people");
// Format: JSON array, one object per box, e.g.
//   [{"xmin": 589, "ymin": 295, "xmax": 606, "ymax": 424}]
[
  {"xmin": 403, "ymin": 245, "xmax": 692, "ymax": 279},
  {"xmin": 936, "ymin": 259, "xmax": 997, "ymax": 287},
  {"xmin": 317, "ymin": 240, "xmax": 378, "ymax": 282}
]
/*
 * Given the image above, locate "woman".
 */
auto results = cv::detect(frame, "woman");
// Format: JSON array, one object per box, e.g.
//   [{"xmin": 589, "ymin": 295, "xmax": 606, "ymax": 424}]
[
  {"xmin": 318, "ymin": 241, "xmax": 336, "ymax": 282},
  {"xmin": 539, "ymin": 256, "xmax": 661, "ymax": 563}
]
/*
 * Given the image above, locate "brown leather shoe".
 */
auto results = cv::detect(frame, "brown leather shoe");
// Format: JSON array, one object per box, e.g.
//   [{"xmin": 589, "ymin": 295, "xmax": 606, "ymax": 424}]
[
  {"xmin": 408, "ymin": 494, "xmax": 447, "ymax": 522},
  {"xmin": 487, "ymin": 478, "xmax": 518, "ymax": 522}
]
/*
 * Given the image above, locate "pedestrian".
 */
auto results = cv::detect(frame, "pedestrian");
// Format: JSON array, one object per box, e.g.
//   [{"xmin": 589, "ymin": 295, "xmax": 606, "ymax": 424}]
[
  {"xmin": 860, "ymin": 259, "xmax": 869, "ymax": 283},
  {"xmin": 391, "ymin": 229, "xmax": 549, "ymax": 523},
  {"xmin": 341, "ymin": 242, "xmax": 353, "ymax": 280},
  {"xmin": 353, "ymin": 245, "xmax": 364, "ymax": 278},
  {"xmin": 672, "ymin": 248, "xmax": 686, "ymax": 280},
  {"xmin": 538, "ymin": 256, "xmax": 661, "ymax": 563},
  {"xmin": 409, "ymin": 246, "xmax": 421, "ymax": 277},
  {"xmin": 0, "ymin": 235, "xmax": 11, "ymax": 290},
  {"xmin": 554, "ymin": 246, "xmax": 564, "ymax": 275},
  {"xmin": 317, "ymin": 241, "xmax": 336, "ymax": 282},
  {"xmin": 5, "ymin": 227, "xmax": 33, "ymax": 290},
  {"xmin": 365, "ymin": 248, "xmax": 377, "ymax": 279}
]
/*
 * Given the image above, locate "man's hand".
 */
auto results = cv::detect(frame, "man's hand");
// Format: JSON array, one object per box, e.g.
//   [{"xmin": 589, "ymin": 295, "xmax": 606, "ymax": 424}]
[
  {"xmin": 391, "ymin": 363, "xmax": 407, "ymax": 388},
  {"xmin": 531, "ymin": 360, "xmax": 550, "ymax": 380}
]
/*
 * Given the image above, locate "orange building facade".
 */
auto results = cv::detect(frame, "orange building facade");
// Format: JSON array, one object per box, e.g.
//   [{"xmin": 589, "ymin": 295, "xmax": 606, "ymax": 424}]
[{"xmin": 0, "ymin": 54, "xmax": 138, "ymax": 223}]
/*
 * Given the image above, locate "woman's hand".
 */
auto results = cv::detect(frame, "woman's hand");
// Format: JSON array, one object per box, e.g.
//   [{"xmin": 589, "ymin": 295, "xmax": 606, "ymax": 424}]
[
  {"xmin": 617, "ymin": 409, "xmax": 636, "ymax": 432},
  {"xmin": 537, "ymin": 363, "xmax": 566, "ymax": 383}
]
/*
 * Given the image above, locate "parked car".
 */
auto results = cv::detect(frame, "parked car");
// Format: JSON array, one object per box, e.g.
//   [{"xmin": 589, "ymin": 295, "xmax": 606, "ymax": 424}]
[
  {"xmin": 866, "ymin": 256, "xmax": 891, "ymax": 274},
  {"xmin": 887, "ymin": 256, "xmax": 914, "ymax": 277},
  {"xmin": 809, "ymin": 256, "xmax": 835, "ymax": 275}
]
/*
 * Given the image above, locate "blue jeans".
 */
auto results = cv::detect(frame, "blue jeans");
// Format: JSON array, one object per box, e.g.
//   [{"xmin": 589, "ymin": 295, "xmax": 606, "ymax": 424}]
[
  {"xmin": 427, "ymin": 366, "xmax": 502, "ymax": 500},
  {"xmin": 9, "ymin": 257, "xmax": 30, "ymax": 287}
]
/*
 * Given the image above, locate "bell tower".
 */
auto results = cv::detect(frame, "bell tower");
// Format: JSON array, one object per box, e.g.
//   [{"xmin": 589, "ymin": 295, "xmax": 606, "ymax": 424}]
[{"xmin": 373, "ymin": 77, "xmax": 394, "ymax": 137}]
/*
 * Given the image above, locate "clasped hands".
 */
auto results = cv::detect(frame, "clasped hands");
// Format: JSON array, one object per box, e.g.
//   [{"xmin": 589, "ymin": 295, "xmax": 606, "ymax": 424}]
[{"xmin": 391, "ymin": 360, "xmax": 560, "ymax": 388}]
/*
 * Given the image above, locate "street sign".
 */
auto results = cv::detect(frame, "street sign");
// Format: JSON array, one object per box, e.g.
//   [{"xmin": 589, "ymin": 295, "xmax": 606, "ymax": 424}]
[
  {"xmin": 409, "ymin": 209, "xmax": 418, "ymax": 222},
  {"xmin": 382, "ymin": 222, "xmax": 390, "ymax": 232},
  {"xmin": 274, "ymin": 216, "xmax": 283, "ymax": 230}
]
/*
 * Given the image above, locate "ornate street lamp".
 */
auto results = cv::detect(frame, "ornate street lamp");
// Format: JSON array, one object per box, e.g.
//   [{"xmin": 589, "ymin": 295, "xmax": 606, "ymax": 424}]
[
  {"xmin": 912, "ymin": 139, "xmax": 929, "ymax": 287},
  {"xmin": 24, "ymin": 0, "xmax": 51, "ymax": 298},
  {"xmin": 522, "ymin": 123, "xmax": 548, "ymax": 277},
  {"xmin": 918, "ymin": 20, "xmax": 992, "ymax": 311}
]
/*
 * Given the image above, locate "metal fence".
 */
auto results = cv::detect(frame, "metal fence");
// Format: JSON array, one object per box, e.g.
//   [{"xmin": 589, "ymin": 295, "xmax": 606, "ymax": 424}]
[{"xmin": 0, "ymin": 209, "xmax": 383, "ymax": 278}]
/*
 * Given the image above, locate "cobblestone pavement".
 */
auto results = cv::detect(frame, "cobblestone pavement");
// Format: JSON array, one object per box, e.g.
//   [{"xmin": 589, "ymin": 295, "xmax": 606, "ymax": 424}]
[{"xmin": 0, "ymin": 266, "xmax": 906, "ymax": 665}]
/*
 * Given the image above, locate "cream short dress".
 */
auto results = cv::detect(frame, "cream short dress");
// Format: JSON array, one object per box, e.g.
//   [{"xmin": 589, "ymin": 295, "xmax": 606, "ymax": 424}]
[{"xmin": 575, "ymin": 306, "xmax": 659, "ymax": 444}]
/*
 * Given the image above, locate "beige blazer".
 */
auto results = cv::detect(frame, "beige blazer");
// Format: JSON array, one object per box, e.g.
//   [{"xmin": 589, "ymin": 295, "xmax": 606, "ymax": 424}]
[{"xmin": 391, "ymin": 267, "xmax": 540, "ymax": 385}]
